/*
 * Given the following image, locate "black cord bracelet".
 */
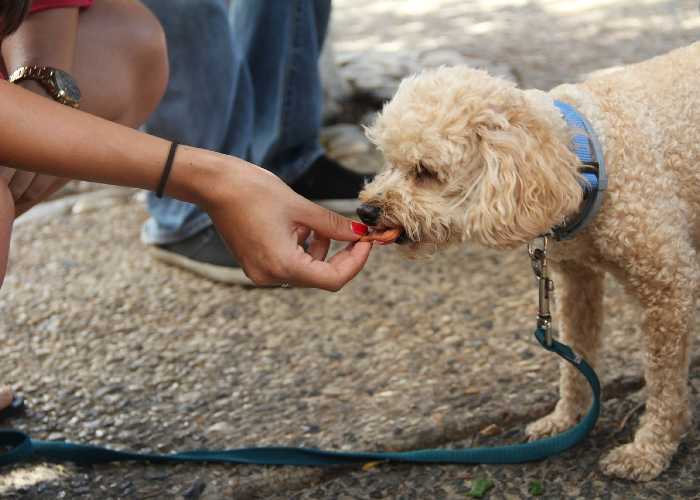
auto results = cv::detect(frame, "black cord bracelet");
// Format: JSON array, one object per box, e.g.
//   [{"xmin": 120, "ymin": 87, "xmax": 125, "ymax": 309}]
[{"xmin": 155, "ymin": 141, "xmax": 179, "ymax": 198}]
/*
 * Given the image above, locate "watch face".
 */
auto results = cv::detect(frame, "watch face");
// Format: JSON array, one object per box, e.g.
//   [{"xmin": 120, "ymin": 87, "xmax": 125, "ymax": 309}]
[{"xmin": 53, "ymin": 69, "xmax": 81, "ymax": 105}]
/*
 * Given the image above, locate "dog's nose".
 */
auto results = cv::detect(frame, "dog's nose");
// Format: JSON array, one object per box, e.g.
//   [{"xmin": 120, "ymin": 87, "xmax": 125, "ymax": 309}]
[{"xmin": 356, "ymin": 204, "xmax": 381, "ymax": 225}]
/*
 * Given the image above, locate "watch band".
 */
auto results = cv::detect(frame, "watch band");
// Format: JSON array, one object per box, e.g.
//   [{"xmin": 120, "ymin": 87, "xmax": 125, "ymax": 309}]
[
  {"xmin": 8, "ymin": 64, "xmax": 80, "ymax": 108},
  {"xmin": 9, "ymin": 64, "xmax": 57, "ymax": 93}
]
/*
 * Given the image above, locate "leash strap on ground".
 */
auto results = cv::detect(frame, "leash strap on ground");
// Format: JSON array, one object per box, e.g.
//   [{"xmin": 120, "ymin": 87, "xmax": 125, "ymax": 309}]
[{"xmin": 0, "ymin": 328, "xmax": 600, "ymax": 468}]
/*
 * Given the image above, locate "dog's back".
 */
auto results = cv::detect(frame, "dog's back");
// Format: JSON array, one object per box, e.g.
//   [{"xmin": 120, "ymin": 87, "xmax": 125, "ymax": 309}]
[{"xmin": 554, "ymin": 42, "xmax": 700, "ymax": 240}]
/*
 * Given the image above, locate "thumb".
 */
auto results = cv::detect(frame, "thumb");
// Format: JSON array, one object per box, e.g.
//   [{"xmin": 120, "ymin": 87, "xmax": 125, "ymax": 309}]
[{"xmin": 297, "ymin": 199, "xmax": 369, "ymax": 241}]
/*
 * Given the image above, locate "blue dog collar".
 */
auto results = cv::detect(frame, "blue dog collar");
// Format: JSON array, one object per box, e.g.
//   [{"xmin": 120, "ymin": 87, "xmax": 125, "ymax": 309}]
[{"xmin": 550, "ymin": 100, "xmax": 607, "ymax": 240}]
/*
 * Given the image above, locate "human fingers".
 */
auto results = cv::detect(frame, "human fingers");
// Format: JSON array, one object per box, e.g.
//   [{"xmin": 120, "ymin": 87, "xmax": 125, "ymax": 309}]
[
  {"xmin": 287, "ymin": 240, "xmax": 372, "ymax": 291},
  {"xmin": 7, "ymin": 170, "xmax": 35, "ymax": 201},
  {"xmin": 16, "ymin": 174, "xmax": 60, "ymax": 206},
  {"xmin": 305, "ymin": 232, "xmax": 331, "ymax": 261},
  {"xmin": 0, "ymin": 167, "xmax": 16, "ymax": 186},
  {"xmin": 295, "ymin": 198, "xmax": 368, "ymax": 242}
]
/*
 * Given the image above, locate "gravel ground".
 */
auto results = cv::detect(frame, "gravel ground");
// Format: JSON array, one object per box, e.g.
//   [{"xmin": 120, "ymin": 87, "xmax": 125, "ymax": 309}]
[
  {"xmin": 2, "ymin": 1, "xmax": 700, "ymax": 499},
  {"xmin": 4, "ymin": 202, "xmax": 697, "ymax": 500}
]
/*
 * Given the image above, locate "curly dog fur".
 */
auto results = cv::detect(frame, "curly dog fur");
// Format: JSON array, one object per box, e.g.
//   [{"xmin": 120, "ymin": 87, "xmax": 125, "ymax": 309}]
[{"xmin": 359, "ymin": 42, "xmax": 700, "ymax": 481}]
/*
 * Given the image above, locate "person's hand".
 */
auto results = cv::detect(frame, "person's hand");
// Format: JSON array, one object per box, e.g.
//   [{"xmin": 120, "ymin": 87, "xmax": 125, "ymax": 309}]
[
  {"xmin": 200, "ymin": 157, "xmax": 372, "ymax": 291},
  {"xmin": 0, "ymin": 166, "xmax": 67, "ymax": 217}
]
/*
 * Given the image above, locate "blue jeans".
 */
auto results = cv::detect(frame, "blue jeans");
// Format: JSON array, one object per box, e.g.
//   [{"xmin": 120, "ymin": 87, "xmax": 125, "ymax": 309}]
[{"xmin": 141, "ymin": 0, "xmax": 330, "ymax": 244}]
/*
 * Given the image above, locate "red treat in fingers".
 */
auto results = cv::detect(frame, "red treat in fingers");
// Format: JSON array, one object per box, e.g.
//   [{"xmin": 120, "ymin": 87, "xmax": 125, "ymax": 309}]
[{"xmin": 359, "ymin": 228, "xmax": 402, "ymax": 243}]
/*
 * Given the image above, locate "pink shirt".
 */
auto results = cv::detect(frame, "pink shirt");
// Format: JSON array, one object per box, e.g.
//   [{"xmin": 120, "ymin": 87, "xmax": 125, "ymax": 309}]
[{"xmin": 30, "ymin": 0, "xmax": 94, "ymax": 14}]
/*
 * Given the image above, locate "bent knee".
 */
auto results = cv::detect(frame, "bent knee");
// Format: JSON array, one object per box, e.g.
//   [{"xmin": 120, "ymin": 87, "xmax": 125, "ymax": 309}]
[
  {"xmin": 123, "ymin": 3, "xmax": 169, "ymax": 125},
  {"xmin": 76, "ymin": 0, "xmax": 169, "ymax": 126}
]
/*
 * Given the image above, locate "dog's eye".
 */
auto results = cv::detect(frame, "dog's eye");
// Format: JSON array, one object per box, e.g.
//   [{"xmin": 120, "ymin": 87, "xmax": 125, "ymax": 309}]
[{"xmin": 415, "ymin": 162, "xmax": 437, "ymax": 182}]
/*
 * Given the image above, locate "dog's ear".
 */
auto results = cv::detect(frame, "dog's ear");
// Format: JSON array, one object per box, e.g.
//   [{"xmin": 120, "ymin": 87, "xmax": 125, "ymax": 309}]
[{"xmin": 464, "ymin": 102, "xmax": 584, "ymax": 248}]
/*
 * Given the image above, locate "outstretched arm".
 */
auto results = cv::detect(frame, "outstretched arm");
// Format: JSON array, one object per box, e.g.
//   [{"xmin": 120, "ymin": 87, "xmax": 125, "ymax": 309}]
[{"xmin": 0, "ymin": 82, "xmax": 372, "ymax": 290}]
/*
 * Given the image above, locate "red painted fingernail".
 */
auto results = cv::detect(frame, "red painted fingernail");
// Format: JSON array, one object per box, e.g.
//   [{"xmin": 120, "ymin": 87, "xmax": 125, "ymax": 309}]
[{"xmin": 351, "ymin": 222, "xmax": 369, "ymax": 235}]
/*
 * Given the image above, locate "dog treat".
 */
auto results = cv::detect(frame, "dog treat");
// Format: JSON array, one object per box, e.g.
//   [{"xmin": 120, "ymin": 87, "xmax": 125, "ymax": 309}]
[{"xmin": 359, "ymin": 228, "xmax": 402, "ymax": 243}]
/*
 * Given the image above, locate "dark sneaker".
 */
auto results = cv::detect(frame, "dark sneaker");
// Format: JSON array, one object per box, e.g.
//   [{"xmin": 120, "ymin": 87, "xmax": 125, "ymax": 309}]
[
  {"xmin": 291, "ymin": 155, "xmax": 370, "ymax": 214},
  {"xmin": 148, "ymin": 226, "xmax": 254, "ymax": 285}
]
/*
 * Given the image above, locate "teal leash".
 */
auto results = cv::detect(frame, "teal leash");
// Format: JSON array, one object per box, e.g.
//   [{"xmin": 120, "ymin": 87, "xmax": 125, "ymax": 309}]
[
  {"xmin": 0, "ymin": 237, "xmax": 600, "ymax": 467},
  {"xmin": 0, "ymin": 330, "xmax": 599, "ymax": 467}
]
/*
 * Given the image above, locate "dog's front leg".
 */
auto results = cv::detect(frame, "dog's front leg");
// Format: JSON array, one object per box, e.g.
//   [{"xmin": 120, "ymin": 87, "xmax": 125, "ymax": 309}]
[
  {"xmin": 599, "ymin": 246, "xmax": 695, "ymax": 481},
  {"xmin": 526, "ymin": 261, "xmax": 605, "ymax": 439}
]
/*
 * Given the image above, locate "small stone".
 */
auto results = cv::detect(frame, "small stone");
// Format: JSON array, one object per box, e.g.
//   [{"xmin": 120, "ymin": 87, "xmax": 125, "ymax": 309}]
[
  {"xmin": 177, "ymin": 391, "xmax": 203, "ymax": 404},
  {"xmin": 519, "ymin": 349, "xmax": 535, "ymax": 360},
  {"xmin": 145, "ymin": 470, "xmax": 172, "ymax": 481},
  {"xmin": 84, "ymin": 419, "xmax": 101, "ymax": 430},
  {"xmin": 207, "ymin": 422, "xmax": 234, "ymax": 435},
  {"xmin": 221, "ymin": 306, "xmax": 239, "ymax": 319},
  {"xmin": 479, "ymin": 423, "xmax": 503, "ymax": 437},
  {"xmin": 303, "ymin": 424, "xmax": 321, "ymax": 434},
  {"xmin": 480, "ymin": 320, "xmax": 494, "ymax": 331},
  {"xmin": 322, "ymin": 386, "xmax": 344, "ymax": 397},
  {"xmin": 182, "ymin": 478, "xmax": 206, "ymax": 500},
  {"xmin": 95, "ymin": 384, "xmax": 124, "ymax": 398}
]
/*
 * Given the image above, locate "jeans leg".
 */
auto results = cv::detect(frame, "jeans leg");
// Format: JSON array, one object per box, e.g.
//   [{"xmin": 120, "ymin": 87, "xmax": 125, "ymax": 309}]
[
  {"xmin": 232, "ymin": 0, "xmax": 331, "ymax": 183},
  {"xmin": 141, "ymin": 0, "xmax": 253, "ymax": 244},
  {"xmin": 142, "ymin": 0, "xmax": 331, "ymax": 244}
]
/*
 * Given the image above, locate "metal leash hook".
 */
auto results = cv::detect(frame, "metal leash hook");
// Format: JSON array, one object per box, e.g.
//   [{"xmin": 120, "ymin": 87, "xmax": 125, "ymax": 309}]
[{"xmin": 528, "ymin": 235, "xmax": 554, "ymax": 346}]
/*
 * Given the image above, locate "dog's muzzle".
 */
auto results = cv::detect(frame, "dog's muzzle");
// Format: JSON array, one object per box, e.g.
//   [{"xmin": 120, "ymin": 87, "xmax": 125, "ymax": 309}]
[
  {"xmin": 356, "ymin": 204, "xmax": 380, "ymax": 226},
  {"xmin": 356, "ymin": 204, "xmax": 410, "ymax": 244}
]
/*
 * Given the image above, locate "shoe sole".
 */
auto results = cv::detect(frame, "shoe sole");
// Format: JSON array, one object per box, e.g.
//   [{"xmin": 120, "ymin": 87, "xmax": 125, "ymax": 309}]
[
  {"xmin": 148, "ymin": 246, "xmax": 258, "ymax": 286},
  {"xmin": 315, "ymin": 198, "xmax": 361, "ymax": 215}
]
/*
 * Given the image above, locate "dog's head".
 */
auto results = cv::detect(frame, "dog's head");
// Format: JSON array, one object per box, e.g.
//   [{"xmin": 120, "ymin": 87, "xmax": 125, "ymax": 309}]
[{"xmin": 358, "ymin": 66, "xmax": 584, "ymax": 254}]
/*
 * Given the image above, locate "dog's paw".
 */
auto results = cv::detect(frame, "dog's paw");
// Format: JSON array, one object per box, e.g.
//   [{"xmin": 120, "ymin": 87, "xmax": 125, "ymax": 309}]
[
  {"xmin": 599, "ymin": 443, "xmax": 669, "ymax": 481},
  {"xmin": 525, "ymin": 412, "xmax": 578, "ymax": 440}
]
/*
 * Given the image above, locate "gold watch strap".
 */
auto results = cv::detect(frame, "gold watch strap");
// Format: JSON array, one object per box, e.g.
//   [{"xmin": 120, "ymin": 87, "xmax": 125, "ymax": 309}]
[
  {"xmin": 8, "ymin": 65, "xmax": 79, "ymax": 109},
  {"xmin": 8, "ymin": 65, "xmax": 55, "ymax": 86}
]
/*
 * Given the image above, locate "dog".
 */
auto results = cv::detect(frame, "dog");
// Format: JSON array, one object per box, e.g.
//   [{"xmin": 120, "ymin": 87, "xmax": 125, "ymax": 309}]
[{"xmin": 357, "ymin": 42, "xmax": 700, "ymax": 481}]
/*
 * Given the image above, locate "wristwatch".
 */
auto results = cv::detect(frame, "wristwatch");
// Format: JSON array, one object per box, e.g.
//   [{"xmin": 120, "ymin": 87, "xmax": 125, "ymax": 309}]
[{"xmin": 8, "ymin": 65, "xmax": 81, "ymax": 108}]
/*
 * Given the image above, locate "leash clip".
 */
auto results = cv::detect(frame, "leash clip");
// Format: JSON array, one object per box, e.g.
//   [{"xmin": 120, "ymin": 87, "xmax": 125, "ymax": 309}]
[{"xmin": 528, "ymin": 235, "xmax": 554, "ymax": 346}]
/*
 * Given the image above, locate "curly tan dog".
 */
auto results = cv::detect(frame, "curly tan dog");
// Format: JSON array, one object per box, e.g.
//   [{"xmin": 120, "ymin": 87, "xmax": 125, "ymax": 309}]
[{"xmin": 358, "ymin": 43, "xmax": 700, "ymax": 481}]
